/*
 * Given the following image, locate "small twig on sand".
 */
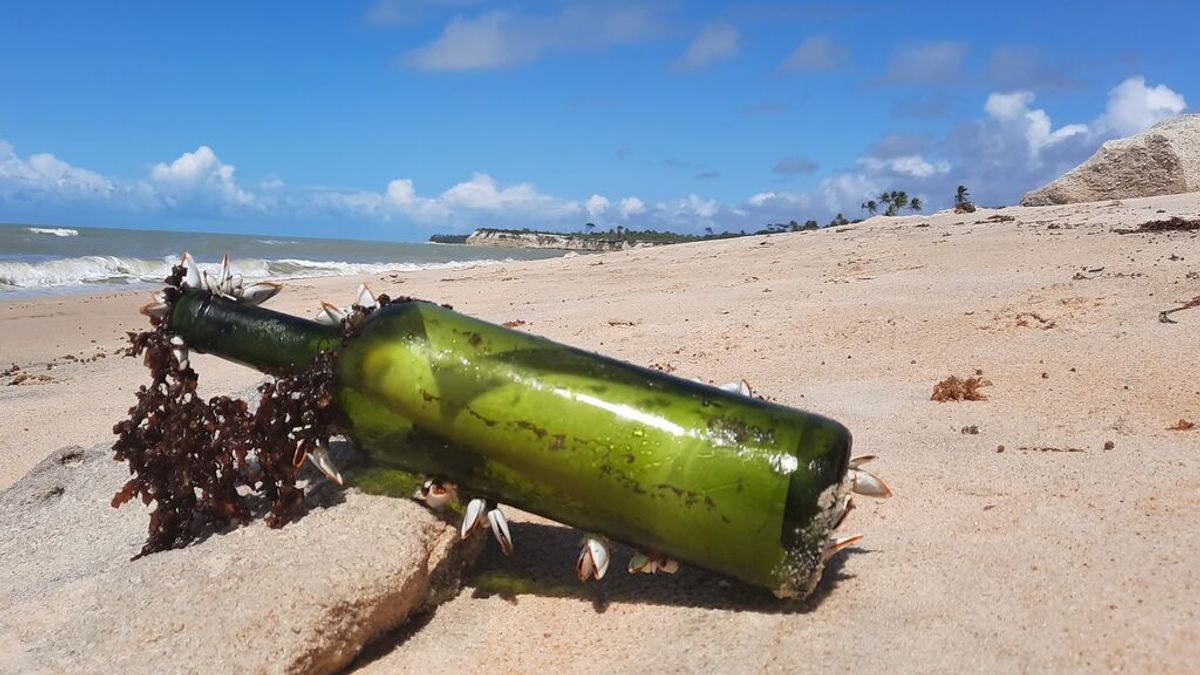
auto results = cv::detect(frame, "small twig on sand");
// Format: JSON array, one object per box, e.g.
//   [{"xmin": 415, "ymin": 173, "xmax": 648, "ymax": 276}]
[{"xmin": 1158, "ymin": 296, "xmax": 1200, "ymax": 324}]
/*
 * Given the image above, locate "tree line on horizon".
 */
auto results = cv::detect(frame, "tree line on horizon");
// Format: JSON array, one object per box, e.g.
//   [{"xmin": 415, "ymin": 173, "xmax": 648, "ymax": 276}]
[{"xmin": 429, "ymin": 185, "xmax": 975, "ymax": 245}]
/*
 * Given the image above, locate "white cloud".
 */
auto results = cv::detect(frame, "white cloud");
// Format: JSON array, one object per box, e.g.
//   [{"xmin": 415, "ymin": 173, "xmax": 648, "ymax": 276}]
[
  {"xmin": 984, "ymin": 45, "xmax": 1076, "ymax": 89},
  {"xmin": 364, "ymin": 0, "xmax": 486, "ymax": 26},
  {"xmin": 402, "ymin": 12, "xmax": 536, "ymax": 70},
  {"xmin": 883, "ymin": 40, "xmax": 968, "ymax": 84},
  {"xmin": 438, "ymin": 172, "xmax": 577, "ymax": 217},
  {"xmin": 259, "ymin": 175, "xmax": 285, "ymax": 191},
  {"xmin": 977, "ymin": 90, "xmax": 1093, "ymax": 172},
  {"xmin": 747, "ymin": 191, "xmax": 809, "ymax": 209},
  {"xmin": 858, "ymin": 154, "xmax": 950, "ymax": 178},
  {"xmin": 617, "ymin": 196, "xmax": 645, "ymax": 217},
  {"xmin": 1, "ymin": 75, "xmax": 1188, "ymax": 233},
  {"xmin": 364, "ymin": 0, "xmax": 406, "ymax": 25},
  {"xmin": 773, "ymin": 155, "xmax": 819, "ymax": 175},
  {"xmin": 780, "ymin": 36, "xmax": 846, "ymax": 72},
  {"xmin": 671, "ymin": 25, "xmax": 740, "ymax": 72},
  {"xmin": 150, "ymin": 145, "xmax": 254, "ymax": 207},
  {"xmin": 584, "ymin": 194, "xmax": 611, "ymax": 218},
  {"xmin": 1095, "ymin": 75, "xmax": 1187, "ymax": 137},
  {"xmin": 983, "ymin": 90, "xmax": 1034, "ymax": 120},
  {"xmin": 655, "ymin": 194, "xmax": 720, "ymax": 224},
  {"xmin": 817, "ymin": 173, "xmax": 880, "ymax": 214},
  {"xmin": 822, "ymin": 77, "xmax": 1185, "ymax": 214},
  {"xmin": 385, "ymin": 178, "xmax": 417, "ymax": 205},
  {"xmin": 868, "ymin": 132, "xmax": 932, "ymax": 159},
  {"xmin": 399, "ymin": 5, "xmax": 656, "ymax": 71},
  {"xmin": 0, "ymin": 140, "xmax": 115, "ymax": 199}
]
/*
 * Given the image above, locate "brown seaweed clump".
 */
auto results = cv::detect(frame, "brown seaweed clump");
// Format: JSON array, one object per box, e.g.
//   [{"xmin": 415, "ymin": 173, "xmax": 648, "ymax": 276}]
[
  {"xmin": 931, "ymin": 375, "xmax": 991, "ymax": 402},
  {"xmin": 1121, "ymin": 217, "xmax": 1200, "ymax": 233},
  {"xmin": 112, "ymin": 267, "xmax": 339, "ymax": 557}
]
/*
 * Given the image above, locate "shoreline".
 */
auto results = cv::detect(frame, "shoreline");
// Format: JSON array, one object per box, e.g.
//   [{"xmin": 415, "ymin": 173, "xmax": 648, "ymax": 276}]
[{"xmin": 0, "ymin": 221, "xmax": 568, "ymax": 296}]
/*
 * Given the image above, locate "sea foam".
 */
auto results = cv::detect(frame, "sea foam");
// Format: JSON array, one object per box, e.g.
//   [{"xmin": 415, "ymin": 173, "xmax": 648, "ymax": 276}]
[
  {"xmin": 26, "ymin": 227, "xmax": 80, "ymax": 237},
  {"xmin": 0, "ymin": 255, "xmax": 501, "ymax": 290}
]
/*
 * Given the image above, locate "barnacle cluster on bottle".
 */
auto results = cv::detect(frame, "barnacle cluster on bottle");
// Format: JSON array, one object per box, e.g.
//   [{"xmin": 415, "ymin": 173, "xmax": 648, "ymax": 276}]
[{"xmin": 119, "ymin": 252, "xmax": 345, "ymax": 554}]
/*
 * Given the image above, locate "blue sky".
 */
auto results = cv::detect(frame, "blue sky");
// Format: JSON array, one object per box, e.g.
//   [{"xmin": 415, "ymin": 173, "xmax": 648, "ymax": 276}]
[{"xmin": 1, "ymin": 1, "xmax": 1196, "ymax": 240}]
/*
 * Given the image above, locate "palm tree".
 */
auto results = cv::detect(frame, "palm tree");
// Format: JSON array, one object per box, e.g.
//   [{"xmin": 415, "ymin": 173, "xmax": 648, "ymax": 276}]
[
  {"xmin": 878, "ymin": 192, "xmax": 892, "ymax": 212},
  {"xmin": 861, "ymin": 200, "xmax": 878, "ymax": 215},
  {"xmin": 909, "ymin": 197, "xmax": 922, "ymax": 212},
  {"xmin": 955, "ymin": 185, "xmax": 970, "ymax": 205},
  {"xmin": 881, "ymin": 190, "xmax": 908, "ymax": 216}
]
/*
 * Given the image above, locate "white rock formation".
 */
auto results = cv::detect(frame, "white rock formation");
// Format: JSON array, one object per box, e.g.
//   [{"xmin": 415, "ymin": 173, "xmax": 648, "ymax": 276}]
[
  {"xmin": 1022, "ymin": 114, "xmax": 1200, "ymax": 206},
  {"xmin": 0, "ymin": 443, "xmax": 480, "ymax": 674}
]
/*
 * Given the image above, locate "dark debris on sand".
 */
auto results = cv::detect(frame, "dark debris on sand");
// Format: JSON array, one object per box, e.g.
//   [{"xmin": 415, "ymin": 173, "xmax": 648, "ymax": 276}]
[{"xmin": 1114, "ymin": 217, "xmax": 1200, "ymax": 234}]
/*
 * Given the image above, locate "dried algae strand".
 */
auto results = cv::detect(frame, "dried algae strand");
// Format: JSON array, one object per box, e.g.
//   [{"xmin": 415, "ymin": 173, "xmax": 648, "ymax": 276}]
[
  {"xmin": 1113, "ymin": 217, "xmax": 1200, "ymax": 234},
  {"xmin": 111, "ymin": 266, "xmax": 340, "ymax": 557},
  {"xmin": 931, "ymin": 375, "xmax": 992, "ymax": 402}
]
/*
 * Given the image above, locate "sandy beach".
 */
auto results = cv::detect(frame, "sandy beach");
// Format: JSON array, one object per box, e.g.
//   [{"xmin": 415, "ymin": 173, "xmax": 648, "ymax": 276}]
[{"xmin": 2, "ymin": 195, "xmax": 1198, "ymax": 672}]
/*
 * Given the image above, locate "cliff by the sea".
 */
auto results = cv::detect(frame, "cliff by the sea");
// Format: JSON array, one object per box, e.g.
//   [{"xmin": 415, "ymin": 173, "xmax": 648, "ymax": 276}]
[{"xmin": 465, "ymin": 228, "xmax": 642, "ymax": 251}]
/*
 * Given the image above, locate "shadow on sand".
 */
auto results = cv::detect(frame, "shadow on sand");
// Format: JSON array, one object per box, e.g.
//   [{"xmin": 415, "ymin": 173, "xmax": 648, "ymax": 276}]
[
  {"xmin": 463, "ymin": 519, "xmax": 867, "ymax": 614},
  {"xmin": 351, "ymin": 519, "xmax": 869, "ymax": 669}
]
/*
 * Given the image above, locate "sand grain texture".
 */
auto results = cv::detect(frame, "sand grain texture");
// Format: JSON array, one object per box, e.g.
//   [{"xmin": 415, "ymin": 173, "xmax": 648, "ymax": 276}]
[{"xmin": 2, "ymin": 194, "xmax": 1198, "ymax": 672}]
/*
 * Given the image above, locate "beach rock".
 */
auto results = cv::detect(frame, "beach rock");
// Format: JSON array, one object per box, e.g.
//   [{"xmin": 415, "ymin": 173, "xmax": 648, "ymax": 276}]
[
  {"xmin": 1022, "ymin": 114, "xmax": 1200, "ymax": 206},
  {"xmin": 0, "ymin": 443, "xmax": 480, "ymax": 674}
]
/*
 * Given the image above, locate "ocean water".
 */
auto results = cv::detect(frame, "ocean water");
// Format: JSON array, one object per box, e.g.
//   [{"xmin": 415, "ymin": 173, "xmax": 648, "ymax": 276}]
[{"xmin": 0, "ymin": 224, "xmax": 563, "ymax": 295}]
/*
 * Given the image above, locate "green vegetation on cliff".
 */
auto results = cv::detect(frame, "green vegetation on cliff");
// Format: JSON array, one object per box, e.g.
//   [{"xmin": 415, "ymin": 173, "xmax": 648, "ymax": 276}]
[{"xmin": 429, "ymin": 216, "xmax": 861, "ymax": 247}]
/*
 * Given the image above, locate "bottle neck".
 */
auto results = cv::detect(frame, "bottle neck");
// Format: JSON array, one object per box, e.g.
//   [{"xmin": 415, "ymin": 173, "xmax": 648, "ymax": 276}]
[{"xmin": 167, "ymin": 289, "xmax": 342, "ymax": 373}]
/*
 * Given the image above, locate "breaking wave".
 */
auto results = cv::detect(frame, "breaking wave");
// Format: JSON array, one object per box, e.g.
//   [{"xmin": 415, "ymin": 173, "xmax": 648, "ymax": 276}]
[
  {"xmin": 26, "ymin": 227, "xmax": 80, "ymax": 237},
  {"xmin": 0, "ymin": 255, "xmax": 502, "ymax": 291}
]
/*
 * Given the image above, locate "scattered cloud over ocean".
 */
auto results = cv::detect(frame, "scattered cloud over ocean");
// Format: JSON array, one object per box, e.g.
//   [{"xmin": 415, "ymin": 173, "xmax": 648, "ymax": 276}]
[
  {"xmin": 882, "ymin": 40, "xmax": 969, "ymax": 85},
  {"xmin": 773, "ymin": 155, "xmax": 819, "ymax": 176},
  {"xmin": 397, "ymin": 5, "xmax": 658, "ymax": 71},
  {"xmin": 0, "ymin": 140, "xmax": 114, "ymax": 201},
  {"xmin": 150, "ymin": 146, "xmax": 255, "ymax": 211},
  {"xmin": 1094, "ymin": 75, "xmax": 1187, "ymax": 136},
  {"xmin": 740, "ymin": 101, "xmax": 791, "ymax": 115},
  {"xmin": 364, "ymin": 0, "xmax": 488, "ymax": 26},
  {"xmin": 670, "ymin": 24, "xmax": 741, "ymax": 72},
  {"xmin": 890, "ymin": 93, "xmax": 953, "ymax": 119},
  {"xmin": 984, "ymin": 45, "xmax": 1079, "ymax": 89},
  {"xmin": 0, "ymin": 77, "xmax": 1189, "ymax": 233},
  {"xmin": 820, "ymin": 76, "xmax": 1188, "ymax": 213},
  {"xmin": 779, "ymin": 36, "xmax": 847, "ymax": 73}
]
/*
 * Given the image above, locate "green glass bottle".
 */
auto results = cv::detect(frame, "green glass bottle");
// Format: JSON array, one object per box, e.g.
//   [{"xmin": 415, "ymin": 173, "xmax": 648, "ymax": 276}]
[{"xmin": 166, "ymin": 282, "xmax": 885, "ymax": 598}]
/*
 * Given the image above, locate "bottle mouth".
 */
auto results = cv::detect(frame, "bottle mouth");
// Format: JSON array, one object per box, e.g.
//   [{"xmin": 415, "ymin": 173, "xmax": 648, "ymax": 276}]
[{"xmin": 772, "ymin": 420, "xmax": 853, "ymax": 597}]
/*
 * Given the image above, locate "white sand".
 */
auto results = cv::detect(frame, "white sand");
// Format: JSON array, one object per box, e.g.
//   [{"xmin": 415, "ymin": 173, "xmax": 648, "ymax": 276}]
[{"xmin": 2, "ymin": 194, "xmax": 1198, "ymax": 672}]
